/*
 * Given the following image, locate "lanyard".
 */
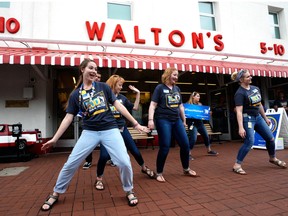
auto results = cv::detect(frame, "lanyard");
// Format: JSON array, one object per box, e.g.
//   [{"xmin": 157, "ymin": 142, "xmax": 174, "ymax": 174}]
[{"xmin": 77, "ymin": 82, "xmax": 96, "ymax": 117}]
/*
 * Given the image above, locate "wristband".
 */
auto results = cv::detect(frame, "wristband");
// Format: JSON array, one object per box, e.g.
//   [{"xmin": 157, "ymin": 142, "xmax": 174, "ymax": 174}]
[{"xmin": 148, "ymin": 119, "xmax": 153, "ymax": 121}]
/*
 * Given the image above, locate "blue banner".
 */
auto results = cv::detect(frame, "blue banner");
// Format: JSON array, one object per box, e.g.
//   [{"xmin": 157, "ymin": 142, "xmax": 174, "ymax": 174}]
[
  {"xmin": 183, "ymin": 103, "xmax": 210, "ymax": 120},
  {"xmin": 254, "ymin": 113, "xmax": 280, "ymax": 148}
]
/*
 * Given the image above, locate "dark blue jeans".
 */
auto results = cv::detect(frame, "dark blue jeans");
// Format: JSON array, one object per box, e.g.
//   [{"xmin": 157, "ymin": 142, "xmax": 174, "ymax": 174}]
[
  {"xmin": 188, "ymin": 120, "xmax": 210, "ymax": 150},
  {"xmin": 97, "ymin": 126, "xmax": 145, "ymax": 177},
  {"xmin": 236, "ymin": 114, "xmax": 275, "ymax": 164},
  {"xmin": 155, "ymin": 118, "xmax": 190, "ymax": 174}
]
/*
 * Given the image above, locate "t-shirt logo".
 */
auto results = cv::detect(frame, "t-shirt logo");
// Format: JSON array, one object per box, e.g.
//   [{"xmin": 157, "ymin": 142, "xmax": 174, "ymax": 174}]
[
  {"xmin": 248, "ymin": 89, "xmax": 261, "ymax": 106},
  {"xmin": 82, "ymin": 91, "xmax": 108, "ymax": 116},
  {"xmin": 109, "ymin": 98, "xmax": 123, "ymax": 119},
  {"xmin": 166, "ymin": 92, "xmax": 180, "ymax": 108}
]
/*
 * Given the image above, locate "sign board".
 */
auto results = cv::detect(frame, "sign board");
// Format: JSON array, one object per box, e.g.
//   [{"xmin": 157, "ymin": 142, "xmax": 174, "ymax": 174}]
[
  {"xmin": 183, "ymin": 104, "xmax": 210, "ymax": 120},
  {"xmin": 253, "ymin": 108, "xmax": 288, "ymax": 150}
]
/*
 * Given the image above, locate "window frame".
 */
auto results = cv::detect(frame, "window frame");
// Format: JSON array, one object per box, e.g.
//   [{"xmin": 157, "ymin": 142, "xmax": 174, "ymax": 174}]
[
  {"xmin": 107, "ymin": 2, "xmax": 132, "ymax": 21},
  {"xmin": 199, "ymin": 1, "xmax": 216, "ymax": 31}
]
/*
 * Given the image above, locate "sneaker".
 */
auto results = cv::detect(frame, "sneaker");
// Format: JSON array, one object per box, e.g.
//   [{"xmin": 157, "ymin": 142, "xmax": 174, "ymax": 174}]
[
  {"xmin": 83, "ymin": 162, "xmax": 92, "ymax": 169},
  {"xmin": 207, "ymin": 150, "xmax": 219, "ymax": 155}
]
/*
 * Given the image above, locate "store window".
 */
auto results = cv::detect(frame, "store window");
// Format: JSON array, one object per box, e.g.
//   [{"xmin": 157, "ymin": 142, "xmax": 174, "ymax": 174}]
[
  {"xmin": 199, "ymin": 2, "xmax": 216, "ymax": 31},
  {"xmin": 107, "ymin": 2, "xmax": 131, "ymax": 20},
  {"xmin": 269, "ymin": 12, "xmax": 280, "ymax": 39},
  {"xmin": 0, "ymin": 2, "xmax": 10, "ymax": 8}
]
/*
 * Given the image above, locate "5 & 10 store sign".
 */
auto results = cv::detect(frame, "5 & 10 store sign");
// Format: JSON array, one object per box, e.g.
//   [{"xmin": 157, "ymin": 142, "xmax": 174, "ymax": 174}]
[{"xmin": 0, "ymin": 17, "xmax": 20, "ymax": 33}]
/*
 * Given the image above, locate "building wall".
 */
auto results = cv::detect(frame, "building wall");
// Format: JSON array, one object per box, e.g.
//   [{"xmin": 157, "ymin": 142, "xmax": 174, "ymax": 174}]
[
  {"xmin": 1, "ymin": 1, "xmax": 288, "ymax": 58},
  {"xmin": 1, "ymin": 1, "xmax": 288, "ymax": 142}
]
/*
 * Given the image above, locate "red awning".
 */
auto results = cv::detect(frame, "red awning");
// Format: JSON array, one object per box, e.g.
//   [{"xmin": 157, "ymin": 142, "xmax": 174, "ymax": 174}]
[{"xmin": 0, "ymin": 47, "xmax": 287, "ymax": 78}]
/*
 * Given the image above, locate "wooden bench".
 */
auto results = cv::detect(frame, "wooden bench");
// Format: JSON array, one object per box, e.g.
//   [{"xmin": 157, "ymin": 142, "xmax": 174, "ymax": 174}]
[
  {"xmin": 186, "ymin": 123, "xmax": 222, "ymax": 144},
  {"xmin": 127, "ymin": 127, "xmax": 155, "ymax": 149}
]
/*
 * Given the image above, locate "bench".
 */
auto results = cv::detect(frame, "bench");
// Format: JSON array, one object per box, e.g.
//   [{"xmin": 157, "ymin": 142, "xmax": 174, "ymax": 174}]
[
  {"xmin": 127, "ymin": 127, "xmax": 155, "ymax": 149},
  {"xmin": 186, "ymin": 123, "xmax": 222, "ymax": 144}
]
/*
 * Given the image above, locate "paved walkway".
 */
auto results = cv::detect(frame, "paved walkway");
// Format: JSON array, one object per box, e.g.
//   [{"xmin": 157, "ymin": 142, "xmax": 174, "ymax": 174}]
[{"xmin": 0, "ymin": 141, "xmax": 288, "ymax": 216}]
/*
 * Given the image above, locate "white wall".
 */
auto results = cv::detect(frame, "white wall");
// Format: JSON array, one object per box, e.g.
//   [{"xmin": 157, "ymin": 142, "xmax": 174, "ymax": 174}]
[
  {"xmin": 1, "ymin": 1, "xmax": 288, "ymax": 58},
  {"xmin": 0, "ymin": 64, "xmax": 51, "ymax": 137}
]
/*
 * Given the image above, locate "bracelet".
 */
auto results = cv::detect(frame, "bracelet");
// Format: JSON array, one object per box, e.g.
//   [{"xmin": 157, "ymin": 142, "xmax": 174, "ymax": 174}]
[{"xmin": 148, "ymin": 119, "xmax": 153, "ymax": 121}]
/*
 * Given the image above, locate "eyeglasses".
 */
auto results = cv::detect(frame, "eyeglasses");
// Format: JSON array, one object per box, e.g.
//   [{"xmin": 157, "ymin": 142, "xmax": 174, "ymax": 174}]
[{"xmin": 243, "ymin": 75, "xmax": 252, "ymax": 79}]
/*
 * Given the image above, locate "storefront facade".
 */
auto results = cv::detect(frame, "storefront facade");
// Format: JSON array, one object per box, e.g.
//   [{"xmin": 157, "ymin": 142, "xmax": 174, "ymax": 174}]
[{"xmin": 0, "ymin": 1, "xmax": 288, "ymax": 147}]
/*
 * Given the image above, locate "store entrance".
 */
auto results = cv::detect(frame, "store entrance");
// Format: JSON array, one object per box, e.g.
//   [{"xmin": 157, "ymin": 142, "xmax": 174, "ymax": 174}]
[
  {"xmin": 54, "ymin": 68, "xmax": 80, "ymax": 147},
  {"xmin": 209, "ymin": 88, "xmax": 231, "ymax": 140}
]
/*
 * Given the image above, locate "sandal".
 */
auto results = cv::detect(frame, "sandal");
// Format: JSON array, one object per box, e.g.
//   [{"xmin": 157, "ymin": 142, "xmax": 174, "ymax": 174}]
[
  {"xmin": 155, "ymin": 174, "xmax": 166, "ymax": 183},
  {"xmin": 41, "ymin": 194, "xmax": 59, "ymax": 211},
  {"xmin": 126, "ymin": 191, "xmax": 138, "ymax": 207},
  {"xmin": 94, "ymin": 180, "xmax": 105, "ymax": 190},
  {"xmin": 183, "ymin": 168, "xmax": 198, "ymax": 177},
  {"xmin": 141, "ymin": 166, "xmax": 155, "ymax": 178},
  {"xmin": 269, "ymin": 159, "xmax": 287, "ymax": 168},
  {"xmin": 232, "ymin": 167, "xmax": 247, "ymax": 175}
]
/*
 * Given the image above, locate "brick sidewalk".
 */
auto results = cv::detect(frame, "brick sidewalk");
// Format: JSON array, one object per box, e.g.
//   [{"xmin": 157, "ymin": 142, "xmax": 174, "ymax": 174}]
[{"xmin": 0, "ymin": 141, "xmax": 288, "ymax": 216}]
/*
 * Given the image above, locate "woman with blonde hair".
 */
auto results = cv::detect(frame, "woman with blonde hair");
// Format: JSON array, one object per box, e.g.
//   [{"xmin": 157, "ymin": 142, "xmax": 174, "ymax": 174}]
[
  {"xmin": 186, "ymin": 91, "xmax": 218, "ymax": 160},
  {"xmin": 148, "ymin": 67, "xmax": 197, "ymax": 183},
  {"xmin": 231, "ymin": 69, "xmax": 286, "ymax": 175}
]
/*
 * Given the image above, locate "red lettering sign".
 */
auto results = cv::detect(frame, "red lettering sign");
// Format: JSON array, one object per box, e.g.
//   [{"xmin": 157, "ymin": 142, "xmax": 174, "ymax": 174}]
[
  {"xmin": 85, "ymin": 21, "xmax": 224, "ymax": 52},
  {"xmin": 0, "ymin": 17, "xmax": 20, "ymax": 34}
]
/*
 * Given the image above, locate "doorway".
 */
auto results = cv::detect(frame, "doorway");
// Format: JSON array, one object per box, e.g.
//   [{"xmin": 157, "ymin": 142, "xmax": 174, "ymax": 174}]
[{"xmin": 209, "ymin": 88, "xmax": 231, "ymax": 140}]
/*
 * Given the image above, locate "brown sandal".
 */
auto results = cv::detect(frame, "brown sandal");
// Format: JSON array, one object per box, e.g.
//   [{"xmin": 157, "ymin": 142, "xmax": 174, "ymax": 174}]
[
  {"xmin": 41, "ymin": 194, "xmax": 59, "ymax": 211},
  {"xmin": 269, "ymin": 159, "xmax": 287, "ymax": 168},
  {"xmin": 183, "ymin": 168, "xmax": 198, "ymax": 177},
  {"xmin": 155, "ymin": 174, "xmax": 166, "ymax": 183},
  {"xmin": 94, "ymin": 180, "xmax": 105, "ymax": 190},
  {"xmin": 126, "ymin": 191, "xmax": 138, "ymax": 207},
  {"xmin": 141, "ymin": 166, "xmax": 155, "ymax": 178}
]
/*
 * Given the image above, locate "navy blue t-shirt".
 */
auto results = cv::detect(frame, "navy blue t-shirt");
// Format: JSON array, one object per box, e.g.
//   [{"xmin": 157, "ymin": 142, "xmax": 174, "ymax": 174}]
[
  {"xmin": 234, "ymin": 85, "xmax": 262, "ymax": 116},
  {"xmin": 109, "ymin": 94, "xmax": 134, "ymax": 128},
  {"xmin": 151, "ymin": 84, "xmax": 182, "ymax": 121},
  {"xmin": 66, "ymin": 82, "xmax": 118, "ymax": 131}
]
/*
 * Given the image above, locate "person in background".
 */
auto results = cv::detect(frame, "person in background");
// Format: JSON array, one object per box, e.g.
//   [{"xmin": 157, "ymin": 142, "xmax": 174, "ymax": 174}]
[
  {"xmin": 148, "ymin": 67, "xmax": 197, "ymax": 183},
  {"xmin": 186, "ymin": 91, "xmax": 219, "ymax": 160},
  {"xmin": 273, "ymin": 91, "xmax": 288, "ymax": 114},
  {"xmin": 41, "ymin": 59, "xmax": 149, "ymax": 211},
  {"xmin": 231, "ymin": 69, "xmax": 286, "ymax": 175},
  {"xmin": 82, "ymin": 72, "xmax": 102, "ymax": 169},
  {"xmin": 94, "ymin": 75, "xmax": 154, "ymax": 190}
]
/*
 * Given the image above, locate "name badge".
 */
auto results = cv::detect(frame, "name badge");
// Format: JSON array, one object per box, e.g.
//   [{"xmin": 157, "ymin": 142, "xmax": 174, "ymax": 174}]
[{"xmin": 163, "ymin": 89, "xmax": 169, "ymax": 93}]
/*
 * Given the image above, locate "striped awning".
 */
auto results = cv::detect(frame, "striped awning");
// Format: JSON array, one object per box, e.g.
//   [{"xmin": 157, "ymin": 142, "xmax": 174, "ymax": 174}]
[{"xmin": 0, "ymin": 47, "xmax": 287, "ymax": 78}]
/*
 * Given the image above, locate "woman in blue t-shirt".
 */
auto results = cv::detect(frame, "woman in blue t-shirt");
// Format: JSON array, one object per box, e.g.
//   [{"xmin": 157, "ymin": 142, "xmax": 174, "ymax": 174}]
[
  {"xmin": 148, "ymin": 67, "xmax": 197, "ymax": 183},
  {"xmin": 40, "ymin": 59, "xmax": 148, "ymax": 210},
  {"xmin": 95, "ymin": 75, "xmax": 154, "ymax": 190},
  {"xmin": 231, "ymin": 69, "xmax": 287, "ymax": 175}
]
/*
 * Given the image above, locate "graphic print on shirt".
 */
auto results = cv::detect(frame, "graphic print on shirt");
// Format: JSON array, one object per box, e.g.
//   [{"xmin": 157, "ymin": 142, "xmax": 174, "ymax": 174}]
[
  {"xmin": 165, "ymin": 91, "xmax": 181, "ymax": 108},
  {"xmin": 82, "ymin": 90, "xmax": 108, "ymax": 116},
  {"xmin": 110, "ymin": 98, "xmax": 123, "ymax": 119},
  {"xmin": 247, "ymin": 89, "xmax": 261, "ymax": 107}
]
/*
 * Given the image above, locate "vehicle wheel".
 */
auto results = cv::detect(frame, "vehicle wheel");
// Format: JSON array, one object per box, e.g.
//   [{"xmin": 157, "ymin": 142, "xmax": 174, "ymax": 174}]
[{"xmin": 18, "ymin": 140, "xmax": 27, "ymax": 150}]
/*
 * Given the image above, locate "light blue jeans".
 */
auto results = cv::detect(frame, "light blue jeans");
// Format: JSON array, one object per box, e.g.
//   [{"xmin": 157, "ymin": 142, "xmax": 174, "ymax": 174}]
[
  {"xmin": 236, "ymin": 114, "xmax": 275, "ymax": 164},
  {"xmin": 54, "ymin": 128, "xmax": 133, "ymax": 193}
]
